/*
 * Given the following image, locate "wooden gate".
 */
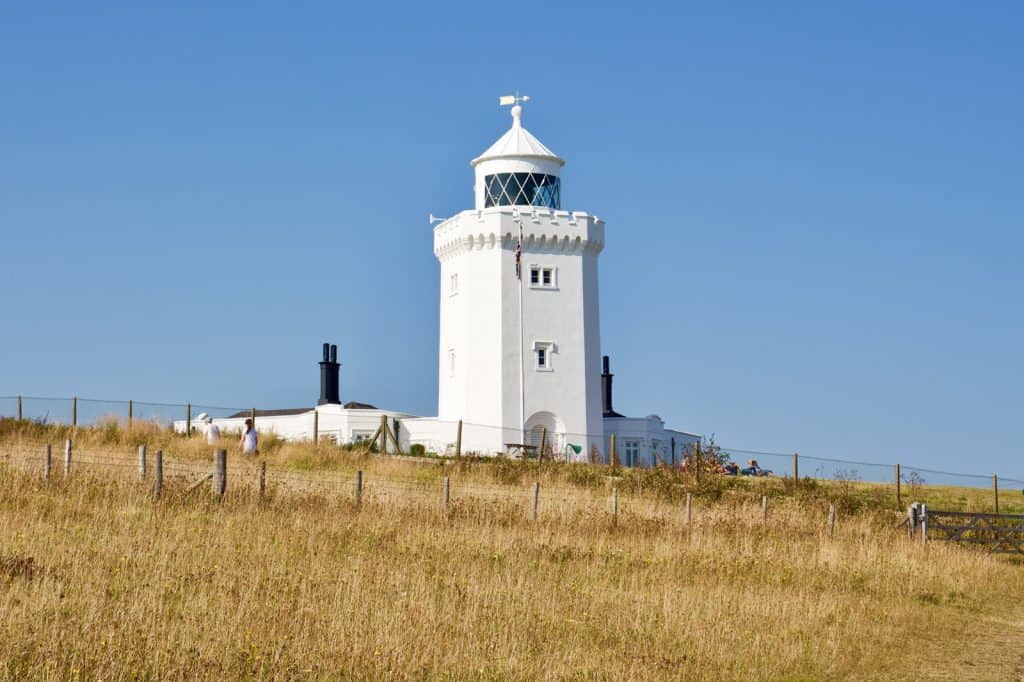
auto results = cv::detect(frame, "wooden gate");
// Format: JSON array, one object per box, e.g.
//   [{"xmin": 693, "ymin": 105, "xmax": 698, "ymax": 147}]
[{"xmin": 914, "ymin": 505, "xmax": 1024, "ymax": 554}]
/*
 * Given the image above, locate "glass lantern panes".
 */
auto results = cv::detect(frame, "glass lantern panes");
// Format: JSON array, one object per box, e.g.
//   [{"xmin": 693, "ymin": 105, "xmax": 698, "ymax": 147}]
[{"xmin": 484, "ymin": 173, "xmax": 560, "ymax": 209}]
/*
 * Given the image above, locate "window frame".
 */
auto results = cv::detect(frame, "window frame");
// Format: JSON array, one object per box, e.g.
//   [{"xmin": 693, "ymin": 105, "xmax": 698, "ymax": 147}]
[
  {"xmin": 623, "ymin": 439, "xmax": 641, "ymax": 467},
  {"xmin": 532, "ymin": 340, "xmax": 554, "ymax": 372},
  {"xmin": 527, "ymin": 264, "xmax": 558, "ymax": 290}
]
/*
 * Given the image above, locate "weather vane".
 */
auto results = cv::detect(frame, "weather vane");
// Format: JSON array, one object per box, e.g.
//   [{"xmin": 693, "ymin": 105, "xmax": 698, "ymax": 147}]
[{"xmin": 499, "ymin": 93, "xmax": 531, "ymax": 107}]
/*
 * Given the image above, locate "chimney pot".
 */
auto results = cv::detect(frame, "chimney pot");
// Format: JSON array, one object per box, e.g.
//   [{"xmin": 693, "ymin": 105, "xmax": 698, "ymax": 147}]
[
  {"xmin": 601, "ymin": 355, "xmax": 615, "ymax": 416},
  {"xmin": 318, "ymin": 342, "xmax": 341, "ymax": 405}
]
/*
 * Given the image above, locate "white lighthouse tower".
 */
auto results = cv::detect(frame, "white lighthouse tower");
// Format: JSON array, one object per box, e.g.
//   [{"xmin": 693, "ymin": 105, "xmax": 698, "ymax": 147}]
[{"xmin": 434, "ymin": 97, "xmax": 605, "ymax": 459}]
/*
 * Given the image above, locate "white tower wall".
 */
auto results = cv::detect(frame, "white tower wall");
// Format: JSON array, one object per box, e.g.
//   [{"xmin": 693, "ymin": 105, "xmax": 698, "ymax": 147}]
[{"xmin": 435, "ymin": 207, "xmax": 605, "ymax": 459}]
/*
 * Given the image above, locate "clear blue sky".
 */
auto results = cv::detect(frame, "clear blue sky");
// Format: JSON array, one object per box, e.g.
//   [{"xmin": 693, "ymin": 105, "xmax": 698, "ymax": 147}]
[{"xmin": 1, "ymin": 2, "xmax": 1021, "ymax": 477}]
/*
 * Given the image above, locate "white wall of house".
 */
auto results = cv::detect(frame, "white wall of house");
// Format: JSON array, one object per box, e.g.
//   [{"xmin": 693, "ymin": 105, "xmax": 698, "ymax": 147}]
[
  {"xmin": 604, "ymin": 415, "xmax": 700, "ymax": 468},
  {"xmin": 173, "ymin": 404, "xmax": 417, "ymax": 449}
]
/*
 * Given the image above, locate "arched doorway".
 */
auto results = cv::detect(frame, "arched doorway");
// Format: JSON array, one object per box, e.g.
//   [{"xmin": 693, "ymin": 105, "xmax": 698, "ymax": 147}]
[{"xmin": 524, "ymin": 411, "xmax": 564, "ymax": 460}]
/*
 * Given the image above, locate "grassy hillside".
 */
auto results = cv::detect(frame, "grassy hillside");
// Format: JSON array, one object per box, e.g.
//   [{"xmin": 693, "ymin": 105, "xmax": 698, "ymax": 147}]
[{"xmin": 1, "ymin": 421, "xmax": 1023, "ymax": 679}]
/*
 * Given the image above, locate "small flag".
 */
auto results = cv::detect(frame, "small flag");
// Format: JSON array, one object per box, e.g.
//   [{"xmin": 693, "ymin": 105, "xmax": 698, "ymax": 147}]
[{"xmin": 515, "ymin": 238, "xmax": 521, "ymax": 280}]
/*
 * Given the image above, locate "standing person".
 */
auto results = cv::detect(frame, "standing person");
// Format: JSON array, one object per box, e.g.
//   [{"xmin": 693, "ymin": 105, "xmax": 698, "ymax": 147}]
[
  {"xmin": 205, "ymin": 417, "xmax": 221, "ymax": 445},
  {"xmin": 240, "ymin": 418, "xmax": 258, "ymax": 455}
]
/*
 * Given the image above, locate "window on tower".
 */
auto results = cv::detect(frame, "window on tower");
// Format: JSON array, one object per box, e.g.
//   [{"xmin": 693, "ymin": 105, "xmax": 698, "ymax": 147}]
[
  {"xmin": 484, "ymin": 172, "xmax": 560, "ymax": 209},
  {"xmin": 533, "ymin": 341, "xmax": 554, "ymax": 372},
  {"xmin": 528, "ymin": 266, "xmax": 557, "ymax": 289}
]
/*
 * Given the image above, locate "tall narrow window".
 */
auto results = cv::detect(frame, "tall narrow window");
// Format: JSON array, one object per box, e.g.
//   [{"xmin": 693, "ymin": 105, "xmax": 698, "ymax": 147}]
[
  {"xmin": 533, "ymin": 341, "xmax": 554, "ymax": 371},
  {"xmin": 624, "ymin": 440, "xmax": 640, "ymax": 467},
  {"xmin": 530, "ymin": 267, "xmax": 540, "ymax": 285}
]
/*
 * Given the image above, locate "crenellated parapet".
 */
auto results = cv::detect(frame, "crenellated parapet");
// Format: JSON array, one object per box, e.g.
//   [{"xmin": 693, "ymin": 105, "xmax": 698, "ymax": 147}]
[{"xmin": 433, "ymin": 207, "xmax": 605, "ymax": 262}]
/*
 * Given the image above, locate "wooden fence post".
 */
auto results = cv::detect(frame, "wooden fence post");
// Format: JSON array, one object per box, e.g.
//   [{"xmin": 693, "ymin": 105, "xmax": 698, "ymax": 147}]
[
  {"xmin": 612, "ymin": 487, "xmax": 619, "ymax": 526},
  {"xmin": 128, "ymin": 399, "xmax": 133, "ymax": 429},
  {"xmin": 44, "ymin": 444, "xmax": 51, "ymax": 482},
  {"xmin": 355, "ymin": 470, "xmax": 363, "ymax": 507},
  {"xmin": 154, "ymin": 450, "xmax": 163, "ymax": 497},
  {"xmin": 762, "ymin": 495, "xmax": 768, "ymax": 524},
  {"xmin": 212, "ymin": 449, "xmax": 226, "ymax": 498},
  {"xmin": 907, "ymin": 504, "xmax": 916, "ymax": 540},
  {"xmin": 610, "ymin": 433, "xmax": 617, "ymax": 470},
  {"xmin": 72, "ymin": 396, "xmax": 77, "ymax": 428},
  {"xmin": 993, "ymin": 475, "xmax": 999, "ymax": 514},
  {"xmin": 138, "ymin": 445, "xmax": 147, "ymax": 481},
  {"xmin": 17, "ymin": 395, "xmax": 22, "ymax": 421},
  {"xmin": 827, "ymin": 502, "xmax": 836, "ymax": 538},
  {"xmin": 258, "ymin": 461, "xmax": 266, "ymax": 498},
  {"xmin": 379, "ymin": 415, "xmax": 388, "ymax": 454},
  {"xmin": 313, "ymin": 409, "xmax": 319, "ymax": 445},
  {"xmin": 455, "ymin": 420, "xmax": 463, "ymax": 459},
  {"xmin": 920, "ymin": 504, "xmax": 928, "ymax": 544},
  {"xmin": 250, "ymin": 408, "xmax": 256, "ymax": 432},
  {"xmin": 895, "ymin": 463, "xmax": 901, "ymax": 509},
  {"xmin": 63, "ymin": 439, "xmax": 72, "ymax": 476},
  {"xmin": 531, "ymin": 481, "xmax": 540, "ymax": 521},
  {"xmin": 539, "ymin": 427, "xmax": 547, "ymax": 462},
  {"xmin": 792, "ymin": 452, "xmax": 799, "ymax": 481},
  {"xmin": 695, "ymin": 441, "xmax": 702, "ymax": 483},
  {"xmin": 443, "ymin": 476, "xmax": 450, "ymax": 517},
  {"xmin": 685, "ymin": 493, "xmax": 692, "ymax": 525}
]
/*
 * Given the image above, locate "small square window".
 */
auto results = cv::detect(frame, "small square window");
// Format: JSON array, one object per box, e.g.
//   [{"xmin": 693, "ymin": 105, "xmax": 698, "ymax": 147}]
[
  {"xmin": 537, "ymin": 348, "xmax": 547, "ymax": 368},
  {"xmin": 528, "ymin": 265, "xmax": 556, "ymax": 289}
]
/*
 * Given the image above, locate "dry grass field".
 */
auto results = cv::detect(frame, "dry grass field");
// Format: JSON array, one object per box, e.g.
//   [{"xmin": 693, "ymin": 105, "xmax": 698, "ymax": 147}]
[{"xmin": 1, "ymin": 420, "xmax": 1024, "ymax": 680}]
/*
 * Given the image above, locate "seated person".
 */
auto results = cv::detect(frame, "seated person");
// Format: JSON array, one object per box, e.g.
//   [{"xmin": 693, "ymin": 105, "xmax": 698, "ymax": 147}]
[
  {"xmin": 723, "ymin": 462, "xmax": 739, "ymax": 476},
  {"xmin": 741, "ymin": 459, "xmax": 761, "ymax": 476}
]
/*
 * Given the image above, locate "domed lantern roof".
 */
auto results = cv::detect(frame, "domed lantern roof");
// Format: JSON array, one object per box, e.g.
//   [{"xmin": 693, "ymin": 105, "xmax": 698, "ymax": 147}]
[
  {"xmin": 471, "ymin": 97, "xmax": 564, "ymax": 210},
  {"xmin": 471, "ymin": 103, "xmax": 565, "ymax": 167}
]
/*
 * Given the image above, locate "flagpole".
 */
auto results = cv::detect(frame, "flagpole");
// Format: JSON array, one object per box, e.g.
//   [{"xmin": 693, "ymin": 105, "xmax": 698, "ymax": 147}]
[{"xmin": 516, "ymin": 211, "xmax": 526, "ymax": 448}]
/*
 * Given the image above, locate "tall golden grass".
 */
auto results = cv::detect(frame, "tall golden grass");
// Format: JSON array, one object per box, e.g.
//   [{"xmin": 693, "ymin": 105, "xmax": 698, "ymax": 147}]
[{"xmin": 2, "ymin": 425, "xmax": 1024, "ymax": 679}]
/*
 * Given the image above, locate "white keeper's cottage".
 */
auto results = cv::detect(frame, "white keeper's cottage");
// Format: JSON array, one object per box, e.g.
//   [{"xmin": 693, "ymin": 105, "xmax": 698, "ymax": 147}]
[{"xmin": 182, "ymin": 99, "xmax": 700, "ymax": 467}]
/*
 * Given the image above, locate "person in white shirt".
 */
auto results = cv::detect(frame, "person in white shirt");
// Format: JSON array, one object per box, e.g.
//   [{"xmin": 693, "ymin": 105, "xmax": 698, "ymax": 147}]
[
  {"xmin": 241, "ymin": 418, "xmax": 258, "ymax": 455},
  {"xmin": 205, "ymin": 417, "xmax": 221, "ymax": 444}
]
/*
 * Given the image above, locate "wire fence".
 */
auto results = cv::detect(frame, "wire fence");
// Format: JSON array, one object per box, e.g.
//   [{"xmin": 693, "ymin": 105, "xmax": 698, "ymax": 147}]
[
  {"xmin": 0, "ymin": 441, "xmax": 658, "ymax": 525},
  {"xmin": 1, "ymin": 394, "xmax": 1022, "ymax": 494},
  {"xmin": 0, "ymin": 395, "xmax": 248, "ymax": 429}
]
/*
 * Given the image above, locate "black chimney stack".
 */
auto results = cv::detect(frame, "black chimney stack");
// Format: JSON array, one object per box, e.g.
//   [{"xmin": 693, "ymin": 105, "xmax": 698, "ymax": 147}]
[
  {"xmin": 601, "ymin": 355, "xmax": 622, "ymax": 417},
  {"xmin": 318, "ymin": 342, "xmax": 341, "ymax": 405}
]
